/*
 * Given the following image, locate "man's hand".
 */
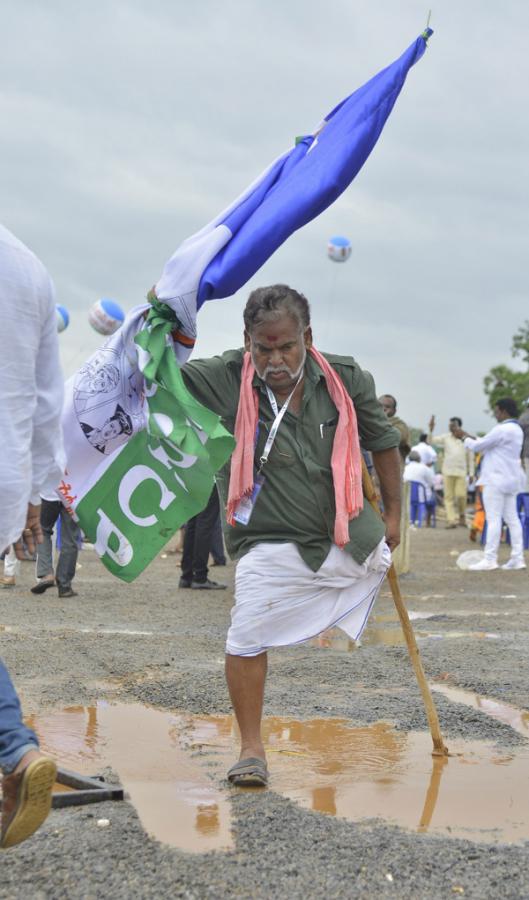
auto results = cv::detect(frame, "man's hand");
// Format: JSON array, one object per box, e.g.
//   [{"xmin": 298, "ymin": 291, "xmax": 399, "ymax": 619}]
[
  {"xmin": 13, "ymin": 503, "xmax": 42, "ymax": 560},
  {"xmin": 452, "ymin": 426, "xmax": 470, "ymax": 440},
  {"xmin": 428, "ymin": 414, "xmax": 435, "ymax": 433},
  {"xmin": 383, "ymin": 513, "xmax": 401, "ymax": 552}
]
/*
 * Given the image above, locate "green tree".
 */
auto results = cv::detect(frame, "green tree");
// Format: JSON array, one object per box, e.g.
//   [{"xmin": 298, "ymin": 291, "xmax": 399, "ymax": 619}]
[{"xmin": 484, "ymin": 321, "xmax": 529, "ymax": 413}]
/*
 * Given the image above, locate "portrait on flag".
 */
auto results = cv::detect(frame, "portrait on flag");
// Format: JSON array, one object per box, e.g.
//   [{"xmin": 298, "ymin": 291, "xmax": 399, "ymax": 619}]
[{"xmin": 73, "ymin": 344, "xmax": 145, "ymax": 437}]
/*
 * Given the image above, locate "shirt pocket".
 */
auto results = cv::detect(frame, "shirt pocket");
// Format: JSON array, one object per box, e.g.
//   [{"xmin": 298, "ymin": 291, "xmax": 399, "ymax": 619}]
[{"xmin": 315, "ymin": 419, "xmax": 337, "ymax": 468}]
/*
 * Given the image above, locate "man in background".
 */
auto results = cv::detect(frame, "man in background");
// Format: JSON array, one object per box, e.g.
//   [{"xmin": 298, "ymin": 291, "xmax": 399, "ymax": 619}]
[
  {"xmin": 379, "ymin": 394, "xmax": 410, "ymax": 575},
  {"xmin": 0, "ymin": 223, "xmax": 63, "ymax": 848},
  {"xmin": 31, "ymin": 498, "xmax": 80, "ymax": 598},
  {"xmin": 454, "ymin": 399, "xmax": 526, "ymax": 571},
  {"xmin": 178, "ymin": 486, "xmax": 227, "ymax": 590},
  {"xmin": 430, "ymin": 415, "xmax": 474, "ymax": 529},
  {"xmin": 411, "ymin": 432, "xmax": 437, "ymax": 467},
  {"xmin": 1, "ymin": 547, "xmax": 20, "ymax": 589}
]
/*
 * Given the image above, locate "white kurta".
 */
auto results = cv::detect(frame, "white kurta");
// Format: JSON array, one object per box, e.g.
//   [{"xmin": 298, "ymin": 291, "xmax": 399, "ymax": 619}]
[
  {"xmin": 0, "ymin": 225, "xmax": 64, "ymax": 552},
  {"xmin": 464, "ymin": 422, "xmax": 524, "ymax": 493},
  {"xmin": 226, "ymin": 539, "xmax": 391, "ymax": 657}
]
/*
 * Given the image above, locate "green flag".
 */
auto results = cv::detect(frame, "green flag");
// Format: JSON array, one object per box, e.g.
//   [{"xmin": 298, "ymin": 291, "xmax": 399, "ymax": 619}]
[{"xmin": 73, "ymin": 299, "xmax": 234, "ymax": 582}]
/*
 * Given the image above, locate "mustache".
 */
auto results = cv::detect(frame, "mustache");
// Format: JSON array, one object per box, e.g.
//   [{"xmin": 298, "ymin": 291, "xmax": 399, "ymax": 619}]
[
  {"xmin": 260, "ymin": 349, "xmax": 307, "ymax": 381},
  {"xmin": 262, "ymin": 365, "xmax": 293, "ymax": 378}
]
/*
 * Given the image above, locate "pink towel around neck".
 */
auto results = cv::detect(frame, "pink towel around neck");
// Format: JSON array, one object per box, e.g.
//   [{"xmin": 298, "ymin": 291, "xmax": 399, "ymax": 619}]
[{"xmin": 226, "ymin": 347, "xmax": 363, "ymax": 546}]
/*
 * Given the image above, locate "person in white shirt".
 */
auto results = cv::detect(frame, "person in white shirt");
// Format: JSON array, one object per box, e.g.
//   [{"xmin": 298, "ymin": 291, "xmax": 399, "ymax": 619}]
[
  {"xmin": 429, "ymin": 415, "xmax": 474, "ymax": 529},
  {"xmin": 411, "ymin": 433, "xmax": 437, "ymax": 467},
  {"xmin": 0, "ymin": 223, "xmax": 63, "ymax": 847},
  {"xmin": 454, "ymin": 398, "xmax": 526, "ymax": 571},
  {"xmin": 403, "ymin": 452, "xmax": 436, "ymax": 499}
]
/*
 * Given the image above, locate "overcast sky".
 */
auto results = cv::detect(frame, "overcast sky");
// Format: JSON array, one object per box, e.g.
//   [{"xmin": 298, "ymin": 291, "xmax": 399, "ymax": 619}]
[{"xmin": 2, "ymin": 0, "xmax": 528, "ymax": 432}]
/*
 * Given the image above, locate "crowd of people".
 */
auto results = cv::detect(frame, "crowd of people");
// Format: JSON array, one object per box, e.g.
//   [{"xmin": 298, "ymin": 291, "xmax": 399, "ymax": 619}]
[
  {"xmin": 396, "ymin": 404, "xmax": 529, "ymax": 572},
  {"xmin": 1, "ymin": 221, "xmax": 527, "ymax": 850}
]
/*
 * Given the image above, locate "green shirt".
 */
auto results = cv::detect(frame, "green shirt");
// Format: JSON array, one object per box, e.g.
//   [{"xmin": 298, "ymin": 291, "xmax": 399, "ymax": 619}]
[{"xmin": 182, "ymin": 349, "xmax": 399, "ymax": 571}]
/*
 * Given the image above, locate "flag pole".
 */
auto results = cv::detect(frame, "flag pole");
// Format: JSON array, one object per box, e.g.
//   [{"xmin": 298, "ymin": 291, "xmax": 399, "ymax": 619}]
[{"xmin": 361, "ymin": 457, "xmax": 448, "ymax": 756}]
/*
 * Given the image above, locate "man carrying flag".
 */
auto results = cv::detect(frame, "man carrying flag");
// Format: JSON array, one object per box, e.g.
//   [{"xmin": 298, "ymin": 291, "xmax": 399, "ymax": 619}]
[
  {"xmin": 181, "ymin": 283, "xmax": 401, "ymax": 785},
  {"xmin": 61, "ymin": 30, "xmax": 433, "ymax": 589}
]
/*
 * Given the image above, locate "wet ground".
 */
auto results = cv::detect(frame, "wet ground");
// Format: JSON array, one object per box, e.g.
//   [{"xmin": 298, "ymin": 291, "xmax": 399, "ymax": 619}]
[{"xmin": 1, "ymin": 525, "xmax": 529, "ymax": 898}]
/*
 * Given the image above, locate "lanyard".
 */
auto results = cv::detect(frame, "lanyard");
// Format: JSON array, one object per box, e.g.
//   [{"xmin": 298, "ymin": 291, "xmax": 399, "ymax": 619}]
[{"xmin": 258, "ymin": 373, "xmax": 302, "ymax": 472}]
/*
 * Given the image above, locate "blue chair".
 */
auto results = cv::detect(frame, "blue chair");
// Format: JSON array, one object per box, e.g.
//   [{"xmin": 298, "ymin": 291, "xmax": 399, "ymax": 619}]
[
  {"xmin": 428, "ymin": 493, "xmax": 437, "ymax": 527},
  {"xmin": 510, "ymin": 492, "xmax": 529, "ymax": 550},
  {"xmin": 409, "ymin": 481, "xmax": 426, "ymax": 526},
  {"xmin": 409, "ymin": 481, "xmax": 436, "ymax": 527}
]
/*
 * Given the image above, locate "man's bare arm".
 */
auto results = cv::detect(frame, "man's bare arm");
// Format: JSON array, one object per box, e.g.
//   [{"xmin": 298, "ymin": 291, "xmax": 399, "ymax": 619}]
[{"xmin": 371, "ymin": 447, "xmax": 401, "ymax": 551}]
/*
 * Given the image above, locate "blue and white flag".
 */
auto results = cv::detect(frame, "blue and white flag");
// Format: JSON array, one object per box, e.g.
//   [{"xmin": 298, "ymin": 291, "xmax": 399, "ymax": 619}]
[
  {"xmin": 156, "ymin": 29, "xmax": 433, "ymax": 359},
  {"xmin": 61, "ymin": 30, "xmax": 432, "ymax": 581}
]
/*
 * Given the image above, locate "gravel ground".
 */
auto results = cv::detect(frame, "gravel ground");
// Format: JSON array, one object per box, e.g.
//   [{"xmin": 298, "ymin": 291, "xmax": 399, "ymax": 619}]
[{"xmin": 1, "ymin": 525, "xmax": 528, "ymax": 899}]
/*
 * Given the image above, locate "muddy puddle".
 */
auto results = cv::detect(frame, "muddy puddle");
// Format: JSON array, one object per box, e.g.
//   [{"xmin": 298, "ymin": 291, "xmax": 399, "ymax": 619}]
[
  {"xmin": 432, "ymin": 683, "xmax": 529, "ymax": 737},
  {"xmin": 26, "ymin": 704, "xmax": 233, "ymax": 853},
  {"xmin": 25, "ymin": 701, "xmax": 529, "ymax": 850}
]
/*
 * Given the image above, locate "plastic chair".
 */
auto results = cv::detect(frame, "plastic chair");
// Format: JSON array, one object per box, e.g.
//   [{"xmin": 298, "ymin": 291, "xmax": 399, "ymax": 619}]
[
  {"xmin": 517, "ymin": 493, "xmax": 529, "ymax": 550},
  {"xmin": 509, "ymin": 493, "xmax": 529, "ymax": 550},
  {"xmin": 409, "ymin": 481, "xmax": 428, "ymax": 527},
  {"xmin": 428, "ymin": 494, "xmax": 437, "ymax": 527}
]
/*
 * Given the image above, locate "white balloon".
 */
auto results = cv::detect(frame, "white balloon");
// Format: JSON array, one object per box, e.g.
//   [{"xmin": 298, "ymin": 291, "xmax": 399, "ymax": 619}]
[
  {"xmin": 88, "ymin": 298, "xmax": 125, "ymax": 336},
  {"xmin": 327, "ymin": 236, "xmax": 352, "ymax": 263}
]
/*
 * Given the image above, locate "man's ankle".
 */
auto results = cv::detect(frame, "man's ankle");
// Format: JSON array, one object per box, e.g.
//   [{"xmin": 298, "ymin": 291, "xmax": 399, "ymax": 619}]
[
  {"xmin": 239, "ymin": 743, "xmax": 266, "ymax": 761},
  {"xmin": 13, "ymin": 748, "xmax": 43, "ymax": 776}
]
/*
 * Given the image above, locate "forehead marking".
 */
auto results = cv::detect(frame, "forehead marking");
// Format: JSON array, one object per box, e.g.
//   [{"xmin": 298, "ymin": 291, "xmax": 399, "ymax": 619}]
[{"xmin": 265, "ymin": 335, "xmax": 279, "ymax": 341}]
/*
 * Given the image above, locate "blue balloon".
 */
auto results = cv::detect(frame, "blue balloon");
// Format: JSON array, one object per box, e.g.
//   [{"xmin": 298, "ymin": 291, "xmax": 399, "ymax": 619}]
[{"xmin": 56, "ymin": 304, "xmax": 70, "ymax": 333}]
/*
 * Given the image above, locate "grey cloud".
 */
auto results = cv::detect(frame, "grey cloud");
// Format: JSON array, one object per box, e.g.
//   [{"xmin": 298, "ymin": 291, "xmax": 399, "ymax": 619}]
[{"xmin": 1, "ymin": 0, "xmax": 528, "ymax": 432}]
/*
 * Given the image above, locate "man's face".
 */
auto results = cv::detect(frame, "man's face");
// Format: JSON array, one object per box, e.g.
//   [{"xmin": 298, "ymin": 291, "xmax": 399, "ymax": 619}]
[
  {"xmin": 494, "ymin": 405, "xmax": 508, "ymax": 422},
  {"xmin": 380, "ymin": 396, "xmax": 395, "ymax": 418},
  {"xmin": 245, "ymin": 313, "xmax": 312, "ymax": 393},
  {"xmin": 449, "ymin": 420, "xmax": 458, "ymax": 435}
]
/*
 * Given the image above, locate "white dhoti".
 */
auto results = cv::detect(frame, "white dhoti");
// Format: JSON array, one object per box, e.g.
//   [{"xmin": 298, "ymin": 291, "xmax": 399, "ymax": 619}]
[{"xmin": 226, "ymin": 539, "xmax": 391, "ymax": 657}]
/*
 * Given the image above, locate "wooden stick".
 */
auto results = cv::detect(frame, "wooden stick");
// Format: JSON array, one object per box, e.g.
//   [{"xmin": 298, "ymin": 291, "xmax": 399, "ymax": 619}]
[{"xmin": 362, "ymin": 458, "xmax": 448, "ymax": 756}]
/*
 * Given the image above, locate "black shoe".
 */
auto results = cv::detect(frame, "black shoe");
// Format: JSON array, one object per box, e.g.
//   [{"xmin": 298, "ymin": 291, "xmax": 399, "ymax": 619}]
[
  {"xmin": 191, "ymin": 579, "xmax": 227, "ymax": 590},
  {"xmin": 58, "ymin": 588, "xmax": 78, "ymax": 598},
  {"xmin": 30, "ymin": 579, "xmax": 55, "ymax": 595},
  {"xmin": 178, "ymin": 577, "xmax": 192, "ymax": 588}
]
